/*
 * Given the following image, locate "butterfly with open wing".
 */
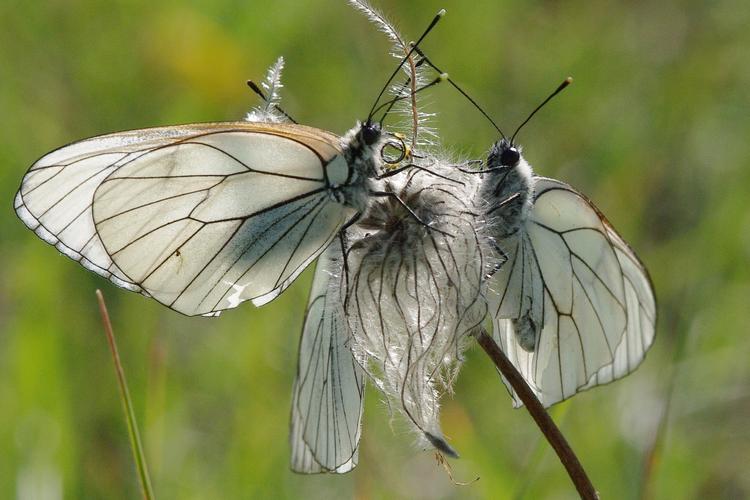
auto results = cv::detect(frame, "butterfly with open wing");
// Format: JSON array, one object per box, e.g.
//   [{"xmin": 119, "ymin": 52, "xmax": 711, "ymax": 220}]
[{"xmin": 13, "ymin": 12, "xmax": 447, "ymax": 319}]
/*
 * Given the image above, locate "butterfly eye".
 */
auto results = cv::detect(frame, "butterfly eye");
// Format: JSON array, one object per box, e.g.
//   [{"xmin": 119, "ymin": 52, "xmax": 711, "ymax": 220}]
[
  {"xmin": 500, "ymin": 147, "xmax": 520, "ymax": 167},
  {"xmin": 361, "ymin": 122, "xmax": 382, "ymax": 146}
]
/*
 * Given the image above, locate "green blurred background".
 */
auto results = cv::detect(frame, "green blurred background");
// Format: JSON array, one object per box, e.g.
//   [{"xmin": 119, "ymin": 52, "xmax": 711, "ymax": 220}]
[{"xmin": 2, "ymin": 0, "xmax": 749, "ymax": 498}]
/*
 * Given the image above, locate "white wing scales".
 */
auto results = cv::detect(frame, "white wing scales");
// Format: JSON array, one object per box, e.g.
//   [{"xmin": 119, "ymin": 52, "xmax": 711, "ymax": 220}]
[
  {"xmin": 16, "ymin": 124, "xmax": 355, "ymax": 316},
  {"xmin": 15, "ymin": 126, "xmax": 215, "ymax": 291},
  {"xmin": 290, "ymin": 243, "xmax": 365, "ymax": 473},
  {"xmin": 489, "ymin": 177, "xmax": 656, "ymax": 407},
  {"xmin": 582, "ymin": 222, "xmax": 657, "ymax": 388}
]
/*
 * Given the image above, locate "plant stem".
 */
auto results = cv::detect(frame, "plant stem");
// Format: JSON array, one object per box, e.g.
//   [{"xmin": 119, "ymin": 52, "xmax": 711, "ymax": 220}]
[
  {"xmin": 96, "ymin": 290, "xmax": 155, "ymax": 500},
  {"xmin": 474, "ymin": 328, "xmax": 598, "ymax": 500}
]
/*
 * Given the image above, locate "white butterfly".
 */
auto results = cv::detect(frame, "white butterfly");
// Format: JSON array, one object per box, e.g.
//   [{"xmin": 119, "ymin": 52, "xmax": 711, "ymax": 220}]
[
  {"xmin": 14, "ymin": 60, "xmax": 403, "ymax": 318},
  {"xmin": 398, "ymin": 52, "xmax": 657, "ymax": 407},
  {"xmin": 480, "ymin": 137, "xmax": 657, "ymax": 407}
]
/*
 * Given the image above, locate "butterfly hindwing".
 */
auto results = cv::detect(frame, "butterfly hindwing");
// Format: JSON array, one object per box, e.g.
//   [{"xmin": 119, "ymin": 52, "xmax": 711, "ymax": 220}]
[
  {"xmin": 489, "ymin": 177, "xmax": 656, "ymax": 407},
  {"xmin": 290, "ymin": 242, "xmax": 365, "ymax": 473}
]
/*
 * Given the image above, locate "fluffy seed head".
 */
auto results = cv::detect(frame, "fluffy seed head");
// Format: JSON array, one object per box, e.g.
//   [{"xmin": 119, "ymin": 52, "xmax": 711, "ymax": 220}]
[{"xmin": 345, "ymin": 159, "xmax": 489, "ymax": 449}]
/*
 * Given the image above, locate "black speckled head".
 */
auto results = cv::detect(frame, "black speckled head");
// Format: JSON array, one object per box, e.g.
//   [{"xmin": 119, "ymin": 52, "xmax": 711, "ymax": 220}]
[
  {"xmin": 361, "ymin": 121, "xmax": 382, "ymax": 146},
  {"xmin": 488, "ymin": 138, "xmax": 521, "ymax": 168}
]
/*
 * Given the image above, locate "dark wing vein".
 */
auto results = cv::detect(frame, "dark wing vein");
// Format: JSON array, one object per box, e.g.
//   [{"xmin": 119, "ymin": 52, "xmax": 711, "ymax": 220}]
[
  {"xmin": 291, "ymin": 245, "xmax": 364, "ymax": 473},
  {"xmin": 491, "ymin": 177, "xmax": 656, "ymax": 407}
]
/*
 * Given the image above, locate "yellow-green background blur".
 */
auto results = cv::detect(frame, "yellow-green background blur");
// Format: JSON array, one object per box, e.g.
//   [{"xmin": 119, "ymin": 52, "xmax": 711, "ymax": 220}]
[{"xmin": 2, "ymin": 1, "xmax": 749, "ymax": 498}]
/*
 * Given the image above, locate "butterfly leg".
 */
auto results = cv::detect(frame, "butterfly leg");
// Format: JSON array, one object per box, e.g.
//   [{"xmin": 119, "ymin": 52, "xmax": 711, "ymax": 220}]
[
  {"xmin": 376, "ymin": 162, "xmax": 463, "ymax": 185},
  {"xmin": 487, "ymin": 192, "xmax": 521, "ymax": 215},
  {"xmin": 339, "ymin": 214, "xmax": 362, "ymax": 311},
  {"xmin": 375, "ymin": 163, "xmax": 412, "ymax": 179},
  {"xmin": 456, "ymin": 160, "xmax": 502, "ymax": 174},
  {"xmin": 485, "ymin": 240, "xmax": 508, "ymax": 279}
]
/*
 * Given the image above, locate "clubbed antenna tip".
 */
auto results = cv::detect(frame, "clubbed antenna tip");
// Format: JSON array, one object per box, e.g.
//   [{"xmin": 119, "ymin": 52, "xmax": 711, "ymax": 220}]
[{"xmin": 510, "ymin": 75, "xmax": 574, "ymax": 144}]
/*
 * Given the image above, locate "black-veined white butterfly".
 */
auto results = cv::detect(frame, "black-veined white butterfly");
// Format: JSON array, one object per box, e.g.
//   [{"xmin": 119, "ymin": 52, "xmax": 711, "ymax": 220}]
[
  {"xmin": 408, "ymin": 45, "xmax": 657, "ymax": 407},
  {"xmin": 472, "ymin": 82, "xmax": 657, "ymax": 408},
  {"xmin": 289, "ymin": 8, "xmax": 657, "ymax": 475},
  {"xmin": 15, "ymin": 118, "xmax": 382, "ymax": 316},
  {"xmin": 12, "ymin": 16, "xmax": 451, "ymax": 318}
]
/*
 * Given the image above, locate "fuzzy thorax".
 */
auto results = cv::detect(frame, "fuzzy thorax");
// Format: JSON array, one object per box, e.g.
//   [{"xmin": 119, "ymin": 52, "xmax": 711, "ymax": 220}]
[
  {"xmin": 337, "ymin": 123, "xmax": 386, "ymax": 213},
  {"xmin": 480, "ymin": 143, "xmax": 541, "ymax": 352},
  {"xmin": 481, "ymin": 141, "xmax": 536, "ymax": 239}
]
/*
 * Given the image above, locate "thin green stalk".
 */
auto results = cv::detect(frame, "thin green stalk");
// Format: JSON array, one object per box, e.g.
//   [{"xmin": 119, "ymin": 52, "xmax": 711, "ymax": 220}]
[{"xmin": 96, "ymin": 290, "xmax": 155, "ymax": 500}]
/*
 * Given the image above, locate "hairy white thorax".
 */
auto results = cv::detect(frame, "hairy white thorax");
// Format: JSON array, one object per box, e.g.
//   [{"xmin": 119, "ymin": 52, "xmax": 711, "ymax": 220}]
[
  {"xmin": 339, "ymin": 123, "xmax": 383, "ymax": 213},
  {"xmin": 479, "ymin": 143, "xmax": 536, "ymax": 240}
]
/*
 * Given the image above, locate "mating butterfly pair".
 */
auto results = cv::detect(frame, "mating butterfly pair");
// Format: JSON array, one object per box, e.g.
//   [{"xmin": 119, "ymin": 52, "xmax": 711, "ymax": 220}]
[{"xmin": 15, "ymin": 6, "xmax": 655, "ymax": 474}]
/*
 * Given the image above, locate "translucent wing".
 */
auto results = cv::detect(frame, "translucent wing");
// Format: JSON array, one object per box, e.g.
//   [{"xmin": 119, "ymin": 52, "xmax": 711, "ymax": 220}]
[
  {"xmin": 15, "ymin": 122, "xmax": 355, "ymax": 315},
  {"xmin": 14, "ymin": 125, "xmax": 219, "ymax": 292},
  {"xmin": 488, "ymin": 177, "xmax": 656, "ymax": 407},
  {"xmin": 290, "ymin": 242, "xmax": 365, "ymax": 473}
]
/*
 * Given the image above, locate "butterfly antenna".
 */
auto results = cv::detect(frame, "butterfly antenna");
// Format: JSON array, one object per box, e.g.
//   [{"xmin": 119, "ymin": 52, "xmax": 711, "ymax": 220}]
[
  {"xmin": 411, "ymin": 46, "xmax": 505, "ymax": 139},
  {"xmin": 246, "ymin": 80, "xmax": 298, "ymax": 124},
  {"xmin": 510, "ymin": 77, "xmax": 572, "ymax": 144},
  {"xmin": 374, "ymin": 73, "xmax": 448, "ymax": 124},
  {"xmin": 366, "ymin": 9, "xmax": 446, "ymax": 123}
]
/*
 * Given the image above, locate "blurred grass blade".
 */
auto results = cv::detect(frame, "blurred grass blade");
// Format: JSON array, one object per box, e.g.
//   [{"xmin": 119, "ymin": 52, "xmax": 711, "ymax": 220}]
[
  {"xmin": 96, "ymin": 290, "xmax": 155, "ymax": 500},
  {"xmin": 513, "ymin": 402, "xmax": 572, "ymax": 499},
  {"xmin": 639, "ymin": 305, "xmax": 687, "ymax": 500}
]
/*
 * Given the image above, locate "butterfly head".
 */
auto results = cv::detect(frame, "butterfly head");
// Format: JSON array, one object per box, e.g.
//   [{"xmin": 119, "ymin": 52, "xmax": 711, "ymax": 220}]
[
  {"xmin": 361, "ymin": 121, "xmax": 382, "ymax": 146},
  {"xmin": 489, "ymin": 138, "xmax": 522, "ymax": 169},
  {"xmin": 357, "ymin": 121, "xmax": 410, "ymax": 170}
]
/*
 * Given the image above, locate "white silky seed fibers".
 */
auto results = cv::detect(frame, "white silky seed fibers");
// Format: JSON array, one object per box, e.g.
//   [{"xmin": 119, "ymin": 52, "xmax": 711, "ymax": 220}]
[{"xmin": 344, "ymin": 160, "xmax": 492, "ymax": 454}]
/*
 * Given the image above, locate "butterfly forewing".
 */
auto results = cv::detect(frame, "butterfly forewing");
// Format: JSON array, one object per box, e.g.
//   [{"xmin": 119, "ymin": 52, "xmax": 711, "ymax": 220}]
[
  {"xmin": 14, "ymin": 125, "xmax": 224, "ymax": 291},
  {"xmin": 16, "ymin": 122, "xmax": 356, "ymax": 316},
  {"xmin": 489, "ymin": 177, "xmax": 656, "ymax": 407},
  {"xmin": 290, "ymin": 243, "xmax": 365, "ymax": 473}
]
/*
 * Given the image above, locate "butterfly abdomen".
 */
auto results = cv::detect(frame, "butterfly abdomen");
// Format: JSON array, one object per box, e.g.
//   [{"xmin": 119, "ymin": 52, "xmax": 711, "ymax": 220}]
[{"xmin": 512, "ymin": 312, "xmax": 539, "ymax": 352}]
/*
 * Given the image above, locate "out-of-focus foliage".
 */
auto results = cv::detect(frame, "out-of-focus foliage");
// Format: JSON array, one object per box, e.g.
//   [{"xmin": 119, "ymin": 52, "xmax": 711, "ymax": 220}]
[{"xmin": 2, "ymin": 0, "xmax": 749, "ymax": 498}]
